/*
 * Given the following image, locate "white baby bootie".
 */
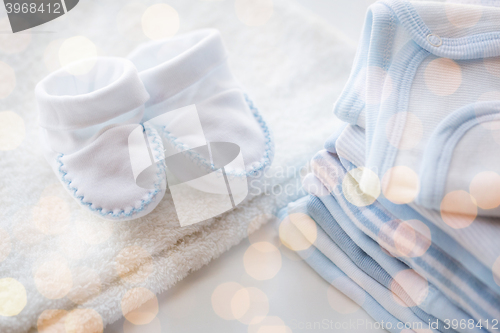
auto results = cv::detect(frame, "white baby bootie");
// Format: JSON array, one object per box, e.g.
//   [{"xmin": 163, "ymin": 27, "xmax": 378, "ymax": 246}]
[
  {"xmin": 36, "ymin": 57, "xmax": 167, "ymax": 221},
  {"xmin": 127, "ymin": 29, "xmax": 274, "ymax": 226}
]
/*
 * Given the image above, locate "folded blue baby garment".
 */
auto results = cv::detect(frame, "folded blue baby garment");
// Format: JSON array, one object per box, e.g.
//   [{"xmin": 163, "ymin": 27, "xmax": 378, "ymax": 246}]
[
  {"xmin": 284, "ymin": 197, "xmax": 450, "ymax": 333},
  {"xmin": 333, "ymin": 0, "xmax": 500, "ymax": 218},
  {"xmin": 305, "ymin": 194, "xmax": 480, "ymax": 333},
  {"xmin": 308, "ymin": 150, "xmax": 500, "ymax": 327},
  {"xmin": 280, "ymin": 1, "xmax": 500, "ymax": 331},
  {"xmin": 279, "ymin": 198, "xmax": 433, "ymax": 333},
  {"xmin": 334, "ymin": 124, "xmax": 500, "ymax": 296}
]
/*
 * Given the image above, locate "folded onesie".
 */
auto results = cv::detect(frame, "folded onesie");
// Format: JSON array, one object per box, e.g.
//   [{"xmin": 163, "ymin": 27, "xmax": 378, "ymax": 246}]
[
  {"xmin": 333, "ymin": 124, "xmax": 500, "ymax": 295},
  {"xmin": 304, "ymin": 193, "xmax": 477, "ymax": 333},
  {"xmin": 278, "ymin": 198, "xmax": 423, "ymax": 333},
  {"xmin": 333, "ymin": 0, "xmax": 500, "ymax": 217},
  {"xmin": 308, "ymin": 149, "xmax": 500, "ymax": 327}
]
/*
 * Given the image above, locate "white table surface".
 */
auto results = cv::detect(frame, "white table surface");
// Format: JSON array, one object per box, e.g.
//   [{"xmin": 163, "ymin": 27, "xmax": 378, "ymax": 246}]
[{"xmin": 105, "ymin": 1, "xmax": 383, "ymax": 332}]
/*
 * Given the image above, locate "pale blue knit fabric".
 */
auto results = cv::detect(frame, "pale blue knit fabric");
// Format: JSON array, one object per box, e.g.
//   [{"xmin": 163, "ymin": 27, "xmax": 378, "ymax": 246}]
[
  {"xmin": 308, "ymin": 150, "xmax": 500, "ymax": 328},
  {"xmin": 279, "ymin": 198, "xmax": 438, "ymax": 333},
  {"xmin": 332, "ymin": 124, "xmax": 500, "ymax": 295},
  {"xmin": 282, "ymin": 0, "xmax": 500, "ymax": 331}
]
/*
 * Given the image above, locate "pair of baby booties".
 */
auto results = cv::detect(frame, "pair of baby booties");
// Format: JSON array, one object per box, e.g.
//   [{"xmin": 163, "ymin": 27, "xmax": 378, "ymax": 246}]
[{"xmin": 35, "ymin": 29, "xmax": 274, "ymax": 223}]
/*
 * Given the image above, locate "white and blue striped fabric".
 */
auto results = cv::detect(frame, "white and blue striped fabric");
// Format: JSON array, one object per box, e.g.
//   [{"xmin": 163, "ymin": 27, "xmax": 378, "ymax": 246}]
[
  {"xmin": 279, "ymin": 198, "xmax": 440, "ymax": 333},
  {"xmin": 307, "ymin": 150, "xmax": 500, "ymax": 327},
  {"xmin": 305, "ymin": 193, "xmax": 481, "ymax": 333},
  {"xmin": 281, "ymin": 0, "xmax": 500, "ymax": 331},
  {"xmin": 279, "ymin": 196, "xmax": 491, "ymax": 332},
  {"xmin": 333, "ymin": 124, "xmax": 500, "ymax": 295}
]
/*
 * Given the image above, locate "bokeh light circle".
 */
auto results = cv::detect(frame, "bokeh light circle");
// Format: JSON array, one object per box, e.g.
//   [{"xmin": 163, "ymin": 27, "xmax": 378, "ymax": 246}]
[
  {"xmin": 0, "ymin": 63, "xmax": 16, "ymax": 99},
  {"xmin": 59, "ymin": 36, "xmax": 98, "ymax": 75},
  {"xmin": 469, "ymin": 171, "xmax": 500, "ymax": 210},
  {"xmin": 37, "ymin": 309, "xmax": 68, "ymax": 333},
  {"xmin": 142, "ymin": 4, "xmax": 179, "ymax": 40},
  {"xmin": 43, "ymin": 39, "xmax": 65, "ymax": 73},
  {"xmin": 231, "ymin": 287, "xmax": 269, "ymax": 325},
  {"xmin": 67, "ymin": 267, "xmax": 102, "ymax": 305},
  {"xmin": 382, "ymin": 166, "xmax": 420, "ymax": 204},
  {"xmin": 391, "ymin": 269, "xmax": 428, "ymax": 307},
  {"xmin": 425, "ymin": 58, "xmax": 462, "ymax": 96},
  {"xmin": 279, "ymin": 213, "xmax": 317, "ymax": 252},
  {"xmin": 243, "ymin": 241, "xmax": 282, "ymax": 280},
  {"xmin": 0, "ymin": 111, "xmax": 24, "ymax": 150},
  {"xmin": 115, "ymin": 246, "xmax": 154, "ymax": 284},
  {"xmin": 247, "ymin": 316, "xmax": 292, "ymax": 333},
  {"xmin": 33, "ymin": 196, "xmax": 71, "ymax": 235},
  {"xmin": 65, "ymin": 308, "xmax": 103, "ymax": 333},
  {"xmin": 440, "ymin": 190, "xmax": 477, "ymax": 229},
  {"xmin": 0, "ymin": 278, "xmax": 27, "ymax": 316},
  {"xmin": 121, "ymin": 288, "xmax": 159, "ymax": 325},
  {"xmin": 34, "ymin": 258, "xmax": 73, "ymax": 299},
  {"xmin": 393, "ymin": 219, "xmax": 431, "ymax": 258},
  {"xmin": 343, "ymin": 167, "xmax": 380, "ymax": 207},
  {"xmin": 235, "ymin": 0, "xmax": 274, "ymax": 27},
  {"xmin": 446, "ymin": 5, "xmax": 482, "ymax": 28},
  {"xmin": 212, "ymin": 282, "xmax": 245, "ymax": 321}
]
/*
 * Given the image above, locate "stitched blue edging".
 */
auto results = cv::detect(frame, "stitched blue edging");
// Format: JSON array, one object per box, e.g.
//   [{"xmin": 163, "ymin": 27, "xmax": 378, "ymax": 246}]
[
  {"xmin": 57, "ymin": 124, "xmax": 165, "ymax": 220},
  {"xmin": 386, "ymin": 0, "xmax": 500, "ymax": 60},
  {"xmin": 160, "ymin": 94, "xmax": 274, "ymax": 179},
  {"xmin": 333, "ymin": 2, "xmax": 396, "ymax": 125},
  {"xmin": 417, "ymin": 101, "xmax": 500, "ymax": 210},
  {"xmin": 359, "ymin": 1, "xmax": 500, "ymax": 210},
  {"xmin": 364, "ymin": 3, "xmax": 397, "ymax": 156},
  {"xmin": 335, "ymin": 0, "xmax": 500, "ymax": 127},
  {"xmin": 334, "ymin": 0, "xmax": 500, "ymax": 124},
  {"xmin": 144, "ymin": 122, "xmax": 167, "ymax": 187},
  {"xmin": 363, "ymin": 42, "xmax": 430, "ymax": 186}
]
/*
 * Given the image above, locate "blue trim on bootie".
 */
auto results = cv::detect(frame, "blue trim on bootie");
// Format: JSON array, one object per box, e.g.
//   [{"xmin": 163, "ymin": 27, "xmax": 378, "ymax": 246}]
[{"xmin": 57, "ymin": 124, "xmax": 166, "ymax": 220}]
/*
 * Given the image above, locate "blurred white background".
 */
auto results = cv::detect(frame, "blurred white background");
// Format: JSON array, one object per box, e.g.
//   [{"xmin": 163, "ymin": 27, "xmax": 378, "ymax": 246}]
[
  {"xmin": 105, "ymin": 1, "xmax": 383, "ymax": 333},
  {"xmin": 296, "ymin": 0, "xmax": 378, "ymax": 42}
]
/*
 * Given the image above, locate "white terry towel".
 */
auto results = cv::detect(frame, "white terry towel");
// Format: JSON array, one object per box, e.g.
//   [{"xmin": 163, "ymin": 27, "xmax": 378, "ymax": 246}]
[{"xmin": 0, "ymin": 0, "xmax": 355, "ymax": 331}]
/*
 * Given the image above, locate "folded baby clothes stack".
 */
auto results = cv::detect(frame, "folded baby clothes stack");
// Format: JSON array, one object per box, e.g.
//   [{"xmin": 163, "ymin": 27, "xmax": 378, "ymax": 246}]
[{"xmin": 281, "ymin": 0, "xmax": 500, "ymax": 332}]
